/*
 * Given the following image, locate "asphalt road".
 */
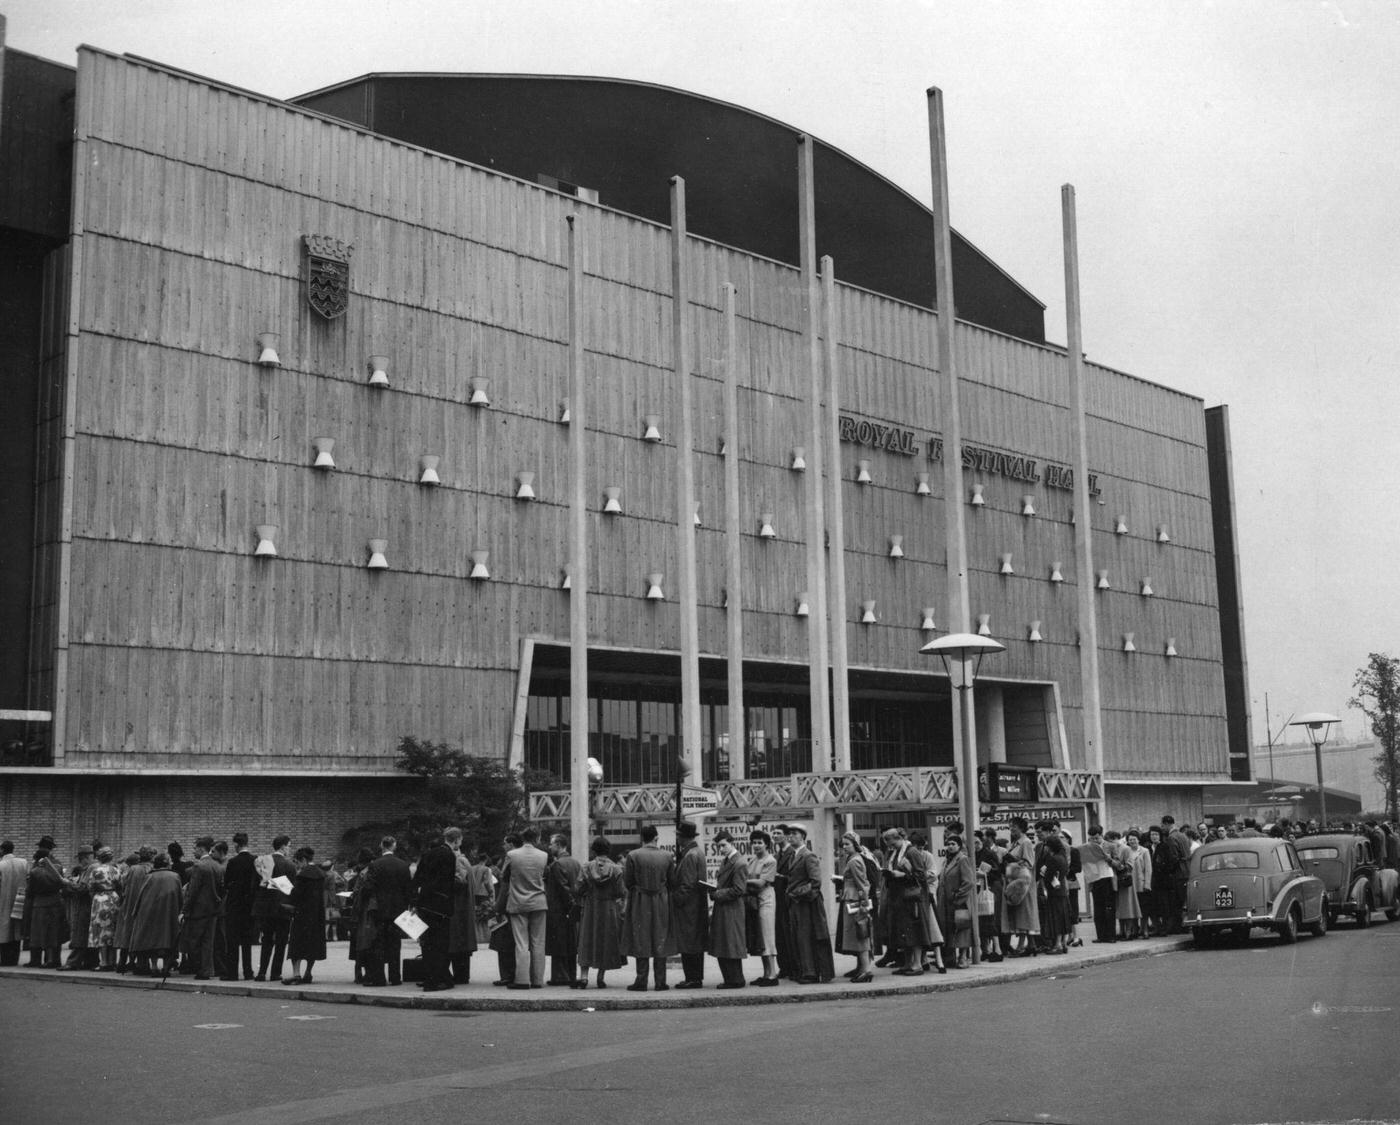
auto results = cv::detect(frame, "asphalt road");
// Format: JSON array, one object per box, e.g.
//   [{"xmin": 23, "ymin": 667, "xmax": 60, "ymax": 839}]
[{"xmin": 3, "ymin": 923, "xmax": 1398, "ymax": 1125}]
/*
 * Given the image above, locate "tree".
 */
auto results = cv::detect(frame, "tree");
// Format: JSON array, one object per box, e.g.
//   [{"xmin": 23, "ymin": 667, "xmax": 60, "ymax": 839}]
[
  {"xmin": 1350, "ymin": 653, "xmax": 1400, "ymax": 824},
  {"xmin": 340, "ymin": 736, "xmax": 561, "ymax": 859}
]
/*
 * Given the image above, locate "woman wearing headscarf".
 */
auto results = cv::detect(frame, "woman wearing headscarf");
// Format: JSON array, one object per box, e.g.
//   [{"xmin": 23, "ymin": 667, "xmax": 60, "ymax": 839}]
[
  {"xmin": 127, "ymin": 853, "xmax": 182, "ymax": 976},
  {"xmin": 24, "ymin": 845, "xmax": 69, "ymax": 968},
  {"xmin": 837, "ymin": 832, "xmax": 873, "ymax": 983},
  {"xmin": 286, "ymin": 846, "xmax": 326, "ymax": 984},
  {"xmin": 937, "ymin": 834, "xmax": 976, "ymax": 969},
  {"xmin": 575, "ymin": 837, "xmax": 626, "ymax": 990},
  {"xmin": 87, "ymin": 847, "xmax": 123, "ymax": 969}
]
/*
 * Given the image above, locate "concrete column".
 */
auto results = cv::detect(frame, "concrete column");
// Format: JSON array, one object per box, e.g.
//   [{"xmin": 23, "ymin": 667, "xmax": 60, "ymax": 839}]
[{"xmin": 976, "ymin": 685, "xmax": 1007, "ymax": 765}]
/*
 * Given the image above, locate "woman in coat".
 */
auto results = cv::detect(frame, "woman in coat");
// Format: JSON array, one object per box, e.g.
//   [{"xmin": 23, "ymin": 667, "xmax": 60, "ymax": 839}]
[
  {"xmin": 286, "ymin": 847, "xmax": 326, "ymax": 984},
  {"xmin": 704, "ymin": 830, "xmax": 749, "ymax": 988},
  {"xmin": 114, "ymin": 847, "xmax": 154, "ymax": 973},
  {"xmin": 0, "ymin": 840, "xmax": 28, "ymax": 966},
  {"xmin": 127, "ymin": 853, "xmax": 182, "ymax": 976},
  {"xmin": 1117, "ymin": 831, "xmax": 1151, "ymax": 939},
  {"xmin": 24, "ymin": 846, "xmax": 68, "ymax": 968},
  {"xmin": 446, "ymin": 829, "xmax": 477, "ymax": 986},
  {"xmin": 744, "ymin": 830, "xmax": 778, "ymax": 985},
  {"xmin": 576, "ymin": 837, "xmax": 625, "ymax": 989},
  {"xmin": 1000, "ymin": 817, "xmax": 1040, "ymax": 954},
  {"xmin": 1037, "ymin": 835, "xmax": 1071, "ymax": 954},
  {"xmin": 1145, "ymin": 826, "xmax": 1176, "ymax": 936},
  {"xmin": 937, "ymin": 835, "xmax": 976, "ymax": 968},
  {"xmin": 837, "ymin": 833, "xmax": 873, "ymax": 982},
  {"xmin": 880, "ymin": 829, "xmax": 943, "ymax": 975}
]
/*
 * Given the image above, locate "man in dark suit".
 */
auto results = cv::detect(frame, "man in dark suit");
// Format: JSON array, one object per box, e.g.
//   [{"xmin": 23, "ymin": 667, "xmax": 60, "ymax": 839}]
[
  {"xmin": 412, "ymin": 830, "xmax": 456, "ymax": 992},
  {"xmin": 670, "ymin": 821, "xmax": 709, "ymax": 988},
  {"xmin": 252, "ymin": 835, "xmax": 296, "ymax": 982},
  {"xmin": 545, "ymin": 833, "xmax": 582, "ymax": 986},
  {"xmin": 179, "ymin": 836, "xmax": 225, "ymax": 980},
  {"xmin": 360, "ymin": 836, "xmax": 411, "ymax": 986},
  {"xmin": 221, "ymin": 832, "xmax": 257, "ymax": 980}
]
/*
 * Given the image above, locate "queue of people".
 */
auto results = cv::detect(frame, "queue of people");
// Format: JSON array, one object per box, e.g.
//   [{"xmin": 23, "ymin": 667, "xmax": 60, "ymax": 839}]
[{"xmin": 4, "ymin": 813, "xmax": 1395, "ymax": 991}]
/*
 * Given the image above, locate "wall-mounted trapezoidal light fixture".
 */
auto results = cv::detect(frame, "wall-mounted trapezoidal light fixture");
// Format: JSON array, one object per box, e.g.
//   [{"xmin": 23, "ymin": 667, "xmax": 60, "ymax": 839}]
[
  {"xmin": 915, "ymin": 471, "xmax": 931, "ymax": 496},
  {"xmin": 1050, "ymin": 562, "xmax": 1064, "ymax": 583},
  {"xmin": 419, "ymin": 456, "xmax": 441, "ymax": 486},
  {"xmin": 367, "ymin": 354, "xmax": 389, "ymax": 388},
  {"xmin": 795, "ymin": 592, "xmax": 810, "ymax": 617},
  {"xmin": 694, "ymin": 501, "xmax": 701, "ymax": 528},
  {"xmin": 254, "ymin": 525, "xmax": 278, "ymax": 558},
  {"xmin": 559, "ymin": 400, "xmax": 571, "ymax": 425},
  {"xmin": 256, "ymin": 332, "xmax": 280, "ymax": 367},
  {"xmin": 1157, "ymin": 524, "xmax": 1171, "ymax": 543},
  {"xmin": 759, "ymin": 514, "xmax": 776, "ymax": 539},
  {"xmin": 977, "ymin": 613, "xmax": 992, "ymax": 636},
  {"xmin": 921, "ymin": 607, "xmax": 937, "ymax": 631},
  {"xmin": 312, "ymin": 437, "xmax": 335, "ymax": 470},
  {"xmin": 861, "ymin": 600, "xmax": 877, "ymax": 624},
  {"xmin": 1096, "ymin": 570, "xmax": 1110, "ymax": 590},
  {"xmin": 603, "ymin": 486, "xmax": 622, "ymax": 514},
  {"xmin": 856, "ymin": 460, "xmax": 872, "ymax": 485},
  {"xmin": 1021, "ymin": 495, "xmax": 1036, "ymax": 517},
  {"xmin": 643, "ymin": 415, "xmax": 662, "ymax": 442},
  {"xmin": 469, "ymin": 379, "xmax": 490, "ymax": 407},
  {"xmin": 560, "ymin": 565, "xmax": 571, "ymax": 591},
  {"xmin": 1122, "ymin": 632, "xmax": 1136, "ymax": 653},
  {"xmin": 367, "ymin": 539, "xmax": 389, "ymax": 570},
  {"xmin": 469, "ymin": 550, "xmax": 490, "ymax": 580},
  {"xmin": 645, "ymin": 572, "xmax": 665, "ymax": 600},
  {"xmin": 1165, "ymin": 637, "xmax": 1178, "ymax": 658},
  {"xmin": 515, "ymin": 471, "xmax": 536, "ymax": 500},
  {"xmin": 889, "ymin": 535, "xmax": 904, "ymax": 559},
  {"xmin": 1028, "ymin": 620, "xmax": 1042, "ymax": 643},
  {"xmin": 970, "ymin": 483, "xmax": 985, "ymax": 506},
  {"xmin": 1115, "ymin": 515, "xmax": 1128, "ymax": 535},
  {"xmin": 999, "ymin": 553, "xmax": 1014, "ymax": 575},
  {"xmin": 1140, "ymin": 577, "xmax": 1154, "ymax": 597},
  {"xmin": 791, "ymin": 447, "xmax": 806, "ymax": 472}
]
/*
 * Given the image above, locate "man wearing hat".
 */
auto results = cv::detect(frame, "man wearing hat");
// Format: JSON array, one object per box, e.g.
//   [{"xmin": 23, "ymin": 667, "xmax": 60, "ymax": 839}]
[
  {"xmin": 670, "ymin": 820, "xmax": 709, "ymax": 988},
  {"xmin": 705, "ymin": 829, "xmax": 749, "ymax": 988},
  {"xmin": 784, "ymin": 825, "xmax": 835, "ymax": 984},
  {"xmin": 621, "ymin": 824, "xmax": 673, "ymax": 991},
  {"xmin": 61, "ymin": 844, "xmax": 96, "ymax": 970}
]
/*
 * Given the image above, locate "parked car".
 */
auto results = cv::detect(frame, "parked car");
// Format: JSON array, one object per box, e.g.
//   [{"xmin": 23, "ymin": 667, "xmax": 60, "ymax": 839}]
[
  {"xmin": 1183, "ymin": 837, "xmax": 1328, "ymax": 946},
  {"xmin": 1295, "ymin": 833, "xmax": 1400, "ymax": 926}
]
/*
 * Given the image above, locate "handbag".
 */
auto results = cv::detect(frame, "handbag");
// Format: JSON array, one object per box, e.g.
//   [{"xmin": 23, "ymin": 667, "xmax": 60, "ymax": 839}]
[
  {"xmin": 1116, "ymin": 867, "xmax": 1134, "ymax": 890},
  {"xmin": 976, "ymin": 877, "xmax": 996, "ymax": 917}
]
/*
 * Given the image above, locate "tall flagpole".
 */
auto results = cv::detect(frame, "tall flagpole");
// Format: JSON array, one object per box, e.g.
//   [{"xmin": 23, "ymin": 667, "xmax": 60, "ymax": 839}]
[
  {"xmin": 722, "ymin": 283, "xmax": 746, "ymax": 780},
  {"xmin": 567, "ymin": 214, "xmax": 591, "ymax": 855},
  {"xmin": 821, "ymin": 257, "xmax": 850, "ymax": 773},
  {"xmin": 671, "ymin": 178, "xmax": 703, "ymax": 784},
  {"xmin": 1062, "ymin": 185, "xmax": 1105, "ymax": 796}
]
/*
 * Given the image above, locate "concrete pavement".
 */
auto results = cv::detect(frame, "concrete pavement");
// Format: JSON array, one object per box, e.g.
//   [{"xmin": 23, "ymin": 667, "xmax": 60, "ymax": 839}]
[{"xmin": 0, "ymin": 919, "xmax": 1189, "ymax": 1010}]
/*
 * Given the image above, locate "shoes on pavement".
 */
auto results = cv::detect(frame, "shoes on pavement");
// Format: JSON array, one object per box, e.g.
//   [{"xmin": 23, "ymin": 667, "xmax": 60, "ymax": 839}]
[
  {"xmin": 507, "ymin": 983, "xmax": 531, "ymax": 990},
  {"xmin": 849, "ymin": 972, "xmax": 873, "ymax": 983},
  {"xmin": 570, "ymin": 981, "xmax": 588, "ymax": 990},
  {"xmin": 422, "ymin": 983, "xmax": 452, "ymax": 992},
  {"xmin": 716, "ymin": 982, "xmax": 745, "ymax": 989},
  {"xmin": 752, "ymin": 977, "xmax": 779, "ymax": 987},
  {"xmin": 626, "ymin": 981, "xmax": 647, "ymax": 992},
  {"xmin": 674, "ymin": 980, "xmax": 703, "ymax": 989},
  {"xmin": 653, "ymin": 983, "xmax": 670, "ymax": 992}
]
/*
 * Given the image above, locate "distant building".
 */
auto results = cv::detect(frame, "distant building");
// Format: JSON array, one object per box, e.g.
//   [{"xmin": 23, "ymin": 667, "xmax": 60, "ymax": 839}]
[{"xmin": 1252, "ymin": 739, "xmax": 1384, "ymax": 815}]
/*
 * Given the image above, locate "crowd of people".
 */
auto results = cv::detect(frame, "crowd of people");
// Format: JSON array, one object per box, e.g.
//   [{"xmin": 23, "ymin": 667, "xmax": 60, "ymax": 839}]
[{"xmin": 1, "ymin": 813, "xmax": 1395, "ymax": 990}]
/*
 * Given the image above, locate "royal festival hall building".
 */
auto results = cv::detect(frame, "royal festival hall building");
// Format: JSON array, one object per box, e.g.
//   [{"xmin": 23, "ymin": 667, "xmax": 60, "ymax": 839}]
[{"xmin": 0, "ymin": 26, "xmax": 1251, "ymax": 853}]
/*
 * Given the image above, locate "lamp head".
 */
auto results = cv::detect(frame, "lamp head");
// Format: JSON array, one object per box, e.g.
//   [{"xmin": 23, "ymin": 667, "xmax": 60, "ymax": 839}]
[{"xmin": 586, "ymin": 757, "xmax": 604, "ymax": 785}]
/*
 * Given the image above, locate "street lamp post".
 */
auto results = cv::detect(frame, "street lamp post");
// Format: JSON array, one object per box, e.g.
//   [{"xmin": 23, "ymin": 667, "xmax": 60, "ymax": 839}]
[
  {"xmin": 921, "ymin": 632, "xmax": 1005, "ymax": 967},
  {"xmin": 1290, "ymin": 712, "xmax": 1340, "ymax": 829}
]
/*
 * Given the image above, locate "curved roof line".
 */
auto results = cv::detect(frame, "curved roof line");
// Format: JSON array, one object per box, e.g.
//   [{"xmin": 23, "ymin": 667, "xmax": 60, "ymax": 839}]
[{"xmin": 293, "ymin": 70, "xmax": 1044, "ymax": 310}]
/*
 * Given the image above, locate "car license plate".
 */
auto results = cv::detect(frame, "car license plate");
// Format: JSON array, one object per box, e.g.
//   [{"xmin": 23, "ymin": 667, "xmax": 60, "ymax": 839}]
[{"xmin": 1214, "ymin": 887, "xmax": 1233, "ymax": 909}]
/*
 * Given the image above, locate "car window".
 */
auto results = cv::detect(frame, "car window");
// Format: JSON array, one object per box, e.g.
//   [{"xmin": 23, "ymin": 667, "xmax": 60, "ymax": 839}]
[
  {"xmin": 1200, "ymin": 851, "xmax": 1260, "ymax": 871},
  {"xmin": 1297, "ymin": 846, "xmax": 1339, "ymax": 861},
  {"xmin": 1283, "ymin": 842, "xmax": 1301, "ymax": 869}
]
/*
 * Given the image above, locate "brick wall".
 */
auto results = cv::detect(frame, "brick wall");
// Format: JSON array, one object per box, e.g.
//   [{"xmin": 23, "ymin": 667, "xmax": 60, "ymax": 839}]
[{"xmin": 0, "ymin": 774, "xmax": 415, "ymax": 864}]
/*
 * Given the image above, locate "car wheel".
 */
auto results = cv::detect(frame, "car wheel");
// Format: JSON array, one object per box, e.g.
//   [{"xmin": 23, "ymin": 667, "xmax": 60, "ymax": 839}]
[
  {"xmin": 1386, "ymin": 905, "xmax": 1399, "ymax": 922},
  {"xmin": 1277, "ymin": 906, "xmax": 1299, "ymax": 944},
  {"xmin": 1356, "ymin": 897, "xmax": 1371, "ymax": 928},
  {"xmin": 1309, "ymin": 906, "xmax": 1328, "ymax": 938}
]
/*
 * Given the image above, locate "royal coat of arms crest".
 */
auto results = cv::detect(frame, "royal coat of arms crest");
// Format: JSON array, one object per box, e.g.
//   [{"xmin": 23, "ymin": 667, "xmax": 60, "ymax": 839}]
[{"xmin": 303, "ymin": 234, "xmax": 354, "ymax": 319}]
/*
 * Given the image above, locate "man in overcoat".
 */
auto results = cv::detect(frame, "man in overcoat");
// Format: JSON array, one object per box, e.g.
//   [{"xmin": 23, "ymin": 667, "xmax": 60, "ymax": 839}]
[
  {"xmin": 503, "ymin": 826, "xmax": 550, "ymax": 989},
  {"xmin": 772, "ymin": 825, "xmax": 798, "ymax": 979},
  {"xmin": 670, "ymin": 821, "xmax": 709, "ymax": 987},
  {"xmin": 359, "ymin": 836, "xmax": 412, "ymax": 986},
  {"xmin": 220, "ymin": 832, "xmax": 257, "ymax": 980},
  {"xmin": 180, "ymin": 836, "xmax": 225, "ymax": 979},
  {"xmin": 61, "ymin": 845, "xmax": 95, "ymax": 970},
  {"xmin": 621, "ymin": 823, "xmax": 673, "ymax": 991},
  {"xmin": 784, "ymin": 825, "xmax": 835, "ymax": 984},
  {"xmin": 412, "ymin": 830, "xmax": 456, "ymax": 992},
  {"xmin": 706, "ymin": 829, "xmax": 749, "ymax": 988},
  {"xmin": 545, "ymin": 833, "xmax": 582, "ymax": 985}
]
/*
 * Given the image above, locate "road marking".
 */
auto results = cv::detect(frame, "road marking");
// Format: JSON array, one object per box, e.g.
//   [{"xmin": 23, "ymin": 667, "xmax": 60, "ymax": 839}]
[
  {"xmin": 175, "ymin": 1006, "xmax": 848, "ymax": 1125},
  {"xmin": 285, "ymin": 1015, "xmax": 337, "ymax": 1021},
  {"xmin": 193, "ymin": 1024, "xmax": 242, "ymax": 1030}
]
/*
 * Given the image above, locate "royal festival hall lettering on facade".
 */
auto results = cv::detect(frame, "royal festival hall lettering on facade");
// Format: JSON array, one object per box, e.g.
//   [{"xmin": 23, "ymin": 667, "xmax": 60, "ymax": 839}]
[{"xmin": 837, "ymin": 413, "xmax": 1100, "ymax": 496}]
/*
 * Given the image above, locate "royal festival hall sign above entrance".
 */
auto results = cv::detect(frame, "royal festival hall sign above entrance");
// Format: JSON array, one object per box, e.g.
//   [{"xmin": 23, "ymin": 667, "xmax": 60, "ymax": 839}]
[{"xmin": 837, "ymin": 413, "xmax": 1101, "ymax": 497}]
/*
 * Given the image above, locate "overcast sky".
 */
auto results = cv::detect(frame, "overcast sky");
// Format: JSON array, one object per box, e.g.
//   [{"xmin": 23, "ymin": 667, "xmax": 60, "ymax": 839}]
[{"xmin": 7, "ymin": 0, "xmax": 1398, "ymax": 753}]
